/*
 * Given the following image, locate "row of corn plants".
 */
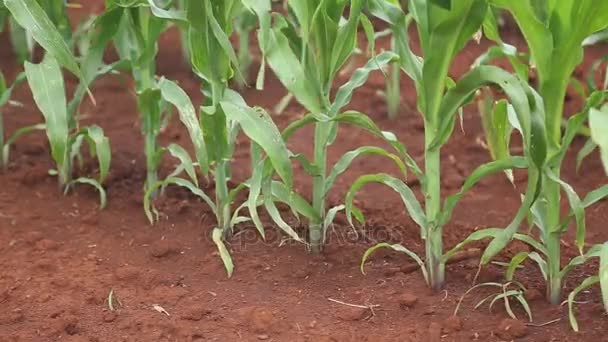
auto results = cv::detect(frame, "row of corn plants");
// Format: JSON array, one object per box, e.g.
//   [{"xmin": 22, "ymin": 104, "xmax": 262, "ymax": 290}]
[{"xmin": 1, "ymin": 0, "xmax": 607, "ymax": 331}]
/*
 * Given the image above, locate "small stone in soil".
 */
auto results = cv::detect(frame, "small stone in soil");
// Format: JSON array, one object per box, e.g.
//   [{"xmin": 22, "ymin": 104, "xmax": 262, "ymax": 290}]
[
  {"xmin": 398, "ymin": 293, "xmax": 418, "ymax": 308},
  {"xmin": 149, "ymin": 240, "xmax": 177, "ymax": 258},
  {"xmin": 444, "ymin": 315, "xmax": 463, "ymax": 332},
  {"xmin": 102, "ymin": 311, "xmax": 116, "ymax": 323},
  {"xmin": 257, "ymin": 334, "xmax": 269, "ymax": 340},
  {"xmin": 496, "ymin": 318, "xmax": 527, "ymax": 340}
]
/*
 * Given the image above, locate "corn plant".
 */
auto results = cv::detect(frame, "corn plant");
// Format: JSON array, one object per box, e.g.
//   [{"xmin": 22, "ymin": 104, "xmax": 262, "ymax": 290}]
[
  {"xmin": 4, "ymin": 0, "xmax": 124, "ymax": 207},
  {"xmin": 454, "ymin": 281, "xmax": 533, "ymax": 322},
  {"xmin": 348, "ymin": 0, "xmax": 546, "ymax": 292},
  {"xmin": 475, "ymin": 0, "xmax": 608, "ymax": 305},
  {"xmin": 143, "ymin": 0, "xmax": 294, "ymax": 276},
  {"xmin": 24, "ymin": 55, "xmax": 111, "ymax": 208},
  {"xmin": 246, "ymin": 0, "xmax": 413, "ymax": 254}
]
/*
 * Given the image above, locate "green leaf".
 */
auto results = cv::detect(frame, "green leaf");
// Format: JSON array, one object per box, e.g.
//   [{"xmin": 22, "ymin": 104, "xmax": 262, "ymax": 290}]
[
  {"xmin": 506, "ymin": 252, "xmax": 529, "ymax": 281},
  {"xmin": 346, "ymin": 173, "xmax": 426, "ymax": 232},
  {"xmin": 361, "ymin": 243, "xmax": 429, "ymax": 285},
  {"xmin": 68, "ymin": 177, "xmax": 108, "ymax": 209},
  {"xmin": 158, "ymin": 78, "xmax": 208, "ymax": 175},
  {"xmin": 80, "ymin": 125, "xmax": 111, "ymax": 184},
  {"xmin": 220, "ymin": 94, "xmax": 293, "ymax": 189},
  {"xmin": 24, "ymin": 56, "xmax": 69, "ymax": 177},
  {"xmin": 5, "ymin": 0, "xmax": 81, "ymax": 77},
  {"xmin": 270, "ymin": 180, "xmax": 320, "ymax": 223},
  {"xmin": 590, "ymin": 107, "xmax": 608, "ymax": 174},
  {"xmin": 440, "ymin": 157, "xmax": 528, "ymax": 228},
  {"xmin": 262, "ymin": 15, "xmax": 323, "ymax": 114},
  {"xmin": 545, "ymin": 169, "xmax": 585, "ymax": 251},
  {"xmin": 144, "ymin": 177, "xmax": 216, "ymax": 224},
  {"xmin": 334, "ymin": 111, "xmax": 423, "ymax": 180},
  {"xmin": 166, "ymin": 143, "xmax": 197, "ymax": 187},
  {"xmin": 600, "ymin": 242, "xmax": 608, "ymax": 312},
  {"xmin": 329, "ymin": 51, "xmax": 399, "ymax": 116},
  {"xmin": 325, "ymin": 146, "xmax": 407, "ymax": 197},
  {"xmin": 568, "ymin": 276, "xmax": 600, "ymax": 332},
  {"xmin": 2, "ymin": 123, "xmax": 46, "ymax": 166}
]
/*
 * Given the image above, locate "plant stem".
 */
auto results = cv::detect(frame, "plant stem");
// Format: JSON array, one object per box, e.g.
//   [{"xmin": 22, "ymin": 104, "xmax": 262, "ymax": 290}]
[
  {"xmin": 310, "ymin": 121, "xmax": 329, "ymax": 253},
  {"xmin": 544, "ymin": 173, "xmax": 563, "ymax": 304},
  {"xmin": 144, "ymin": 131, "xmax": 158, "ymax": 194},
  {"xmin": 425, "ymin": 131, "xmax": 445, "ymax": 291},
  {"xmin": 215, "ymin": 159, "xmax": 231, "ymax": 236},
  {"xmin": 387, "ymin": 38, "xmax": 400, "ymax": 120}
]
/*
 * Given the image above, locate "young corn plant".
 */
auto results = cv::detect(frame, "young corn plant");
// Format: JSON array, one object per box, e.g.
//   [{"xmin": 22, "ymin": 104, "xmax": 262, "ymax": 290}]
[
  {"xmin": 349, "ymin": 0, "xmax": 546, "ymax": 292},
  {"xmin": 4, "ymin": 0, "xmax": 123, "ymax": 207},
  {"xmin": 25, "ymin": 55, "xmax": 111, "ymax": 208},
  {"xmin": 143, "ymin": 0, "xmax": 294, "ymax": 276},
  {"xmin": 477, "ymin": 0, "xmax": 608, "ymax": 305},
  {"xmin": 247, "ymin": 0, "xmax": 411, "ymax": 254}
]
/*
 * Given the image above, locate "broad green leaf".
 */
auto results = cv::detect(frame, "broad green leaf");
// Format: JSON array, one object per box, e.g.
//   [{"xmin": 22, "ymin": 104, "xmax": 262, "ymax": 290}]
[
  {"xmin": 270, "ymin": 180, "xmax": 320, "ymax": 223},
  {"xmin": 5, "ymin": 0, "xmax": 81, "ymax": 77},
  {"xmin": 220, "ymin": 97, "xmax": 293, "ymax": 189},
  {"xmin": 24, "ymin": 56, "xmax": 69, "ymax": 175},
  {"xmin": 263, "ymin": 16, "xmax": 323, "ymax": 114}
]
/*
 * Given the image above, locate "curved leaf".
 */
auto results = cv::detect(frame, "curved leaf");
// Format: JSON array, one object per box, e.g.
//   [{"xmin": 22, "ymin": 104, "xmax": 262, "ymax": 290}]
[
  {"xmin": 68, "ymin": 177, "xmax": 108, "ymax": 209},
  {"xmin": 325, "ymin": 146, "xmax": 407, "ymax": 197},
  {"xmin": 166, "ymin": 143, "xmax": 197, "ymax": 186},
  {"xmin": 568, "ymin": 275, "xmax": 600, "ymax": 332},
  {"xmin": 361, "ymin": 242, "xmax": 428, "ymax": 284},
  {"xmin": 221, "ymin": 96, "xmax": 293, "ymax": 189},
  {"xmin": 329, "ymin": 51, "xmax": 399, "ymax": 116},
  {"xmin": 158, "ymin": 78, "xmax": 208, "ymax": 175},
  {"xmin": 346, "ymin": 173, "xmax": 426, "ymax": 232}
]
